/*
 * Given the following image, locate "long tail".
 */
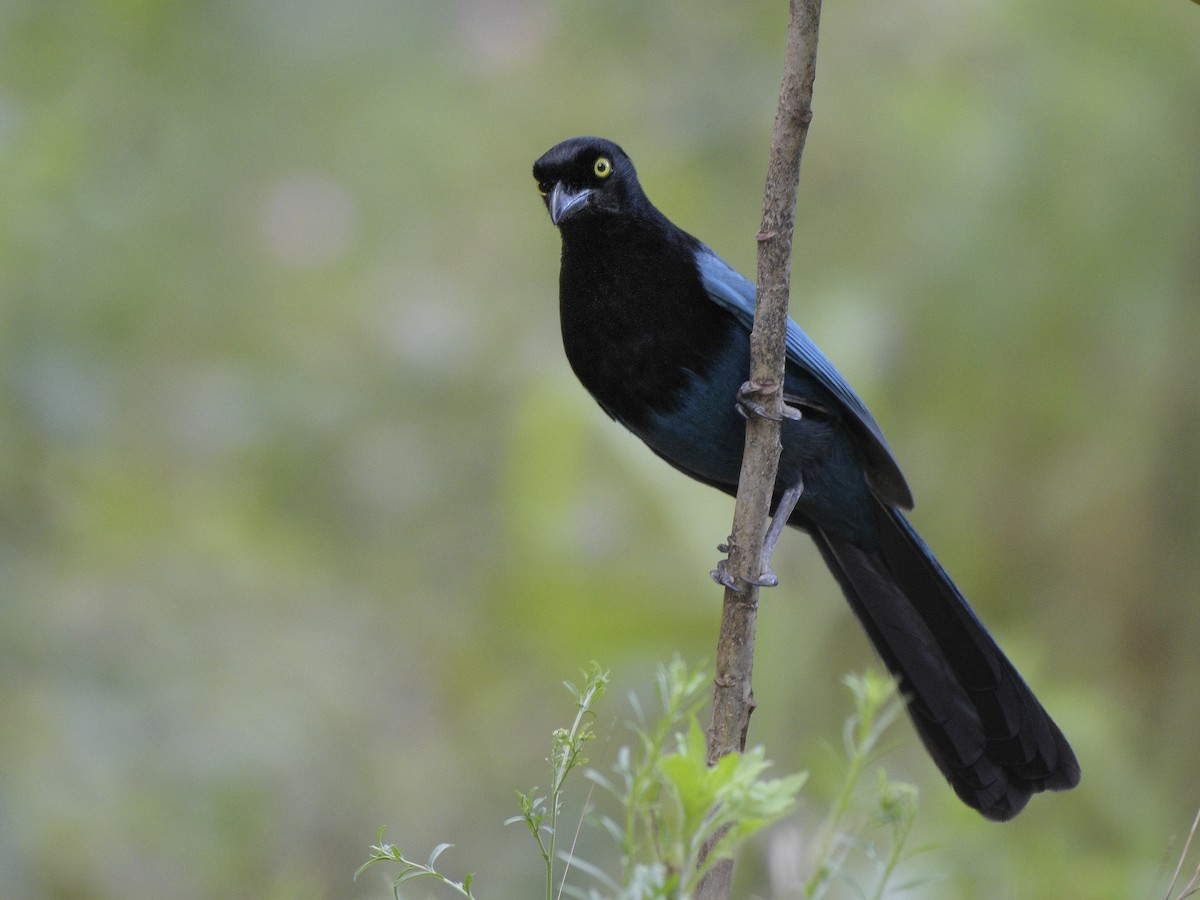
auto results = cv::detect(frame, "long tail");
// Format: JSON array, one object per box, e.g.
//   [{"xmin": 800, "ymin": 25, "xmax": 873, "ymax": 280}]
[{"xmin": 810, "ymin": 499, "xmax": 1080, "ymax": 821}]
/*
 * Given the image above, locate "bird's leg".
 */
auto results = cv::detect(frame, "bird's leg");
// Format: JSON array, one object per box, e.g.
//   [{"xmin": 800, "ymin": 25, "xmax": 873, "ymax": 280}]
[
  {"xmin": 711, "ymin": 477, "xmax": 804, "ymax": 591},
  {"xmin": 758, "ymin": 477, "xmax": 803, "ymax": 585},
  {"xmin": 735, "ymin": 380, "xmax": 803, "ymax": 422}
]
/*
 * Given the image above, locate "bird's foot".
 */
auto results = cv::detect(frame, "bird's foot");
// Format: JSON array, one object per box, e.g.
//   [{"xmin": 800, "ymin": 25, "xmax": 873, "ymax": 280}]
[
  {"xmin": 747, "ymin": 565, "xmax": 780, "ymax": 588},
  {"xmin": 710, "ymin": 479, "xmax": 804, "ymax": 592},
  {"xmin": 735, "ymin": 380, "xmax": 802, "ymax": 422},
  {"xmin": 710, "ymin": 558, "xmax": 740, "ymax": 591},
  {"xmin": 711, "ymin": 541, "xmax": 781, "ymax": 591},
  {"xmin": 710, "ymin": 559, "xmax": 779, "ymax": 591}
]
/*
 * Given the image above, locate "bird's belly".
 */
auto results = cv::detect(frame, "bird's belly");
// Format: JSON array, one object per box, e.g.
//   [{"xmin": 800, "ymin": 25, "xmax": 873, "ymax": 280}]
[
  {"xmin": 637, "ymin": 366, "xmax": 748, "ymax": 488},
  {"xmin": 637, "ymin": 367, "xmax": 879, "ymax": 545}
]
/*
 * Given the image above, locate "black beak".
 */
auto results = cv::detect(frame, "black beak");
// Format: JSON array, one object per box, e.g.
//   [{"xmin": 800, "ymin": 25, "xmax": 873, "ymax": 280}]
[{"xmin": 548, "ymin": 183, "xmax": 592, "ymax": 225}]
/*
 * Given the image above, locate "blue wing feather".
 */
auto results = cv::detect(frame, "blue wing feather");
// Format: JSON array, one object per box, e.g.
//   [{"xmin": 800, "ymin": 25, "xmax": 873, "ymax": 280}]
[{"xmin": 694, "ymin": 244, "xmax": 913, "ymax": 509}]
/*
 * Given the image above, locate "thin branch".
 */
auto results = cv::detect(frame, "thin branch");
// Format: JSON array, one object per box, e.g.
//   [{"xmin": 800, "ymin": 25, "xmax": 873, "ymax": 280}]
[
  {"xmin": 698, "ymin": 0, "xmax": 823, "ymax": 896},
  {"xmin": 1165, "ymin": 807, "xmax": 1200, "ymax": 900}
]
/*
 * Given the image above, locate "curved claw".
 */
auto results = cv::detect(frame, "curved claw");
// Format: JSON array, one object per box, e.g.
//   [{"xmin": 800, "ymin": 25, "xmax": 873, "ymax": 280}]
[
  {"xmin": 710, "ymin": 560, "xmax": 742, "ymax": 591},
  {"xmin": 744, "ymin": 567, "xmax": 779, "ymax": 588},
  {"xmin": 735, "ymin": 380, "xmax": 802, "ymax": 422},
  {"xmin": 710, "ymin": 559, "xmax": 780, "ymax": 591}
]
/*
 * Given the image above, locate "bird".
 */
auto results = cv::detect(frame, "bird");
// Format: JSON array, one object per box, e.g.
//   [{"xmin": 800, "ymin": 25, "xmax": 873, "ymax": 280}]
[{"xmin": 532, "ymin": 135, "xmax": 1080, "ymax": 821}]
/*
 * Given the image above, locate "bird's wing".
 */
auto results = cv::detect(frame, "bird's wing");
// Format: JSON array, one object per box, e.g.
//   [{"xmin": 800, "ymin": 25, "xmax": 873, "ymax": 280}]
[{"xmin": 695, "ymin": 244, "xmax": 914, "ymax": 509}]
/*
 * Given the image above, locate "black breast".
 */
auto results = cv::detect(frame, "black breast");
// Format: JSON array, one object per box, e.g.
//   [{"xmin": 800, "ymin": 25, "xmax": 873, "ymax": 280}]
[{"xmin": 557, "ymin": 215, "xmax": 737, "ymax": 432}]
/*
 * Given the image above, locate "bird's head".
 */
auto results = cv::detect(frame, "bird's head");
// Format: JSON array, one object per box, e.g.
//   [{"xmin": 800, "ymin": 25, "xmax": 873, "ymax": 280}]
[{"xmin": 533, "ymin": 137, "xmax": 643, "ymax": 227}]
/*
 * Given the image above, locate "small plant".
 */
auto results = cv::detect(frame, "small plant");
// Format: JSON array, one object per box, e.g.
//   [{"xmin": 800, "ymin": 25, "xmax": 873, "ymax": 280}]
[
  {"xmin": 508, "ymin": 662, "xmax": 611, "ymax": 900},
  {"xmin": 584, "ymin": 657, "xmax": 806, "ymax": 898},
  {"xmin": 359, "ymin": 663, "xmax": 919, "ymax": 899},
  {"xmin": 357, "ymin": 835, "xmax": 478, "ymax": 899},
  {"xmin": 357, "ymin": 663, "xmax": 610, "ymax": 900},
  {"xmin": 802, "ymin": 670, "xmax": 927, "ymax": 900},
  {"xmin": 603, "ymin": 654, "xmax": 711, "ymax": 887}
]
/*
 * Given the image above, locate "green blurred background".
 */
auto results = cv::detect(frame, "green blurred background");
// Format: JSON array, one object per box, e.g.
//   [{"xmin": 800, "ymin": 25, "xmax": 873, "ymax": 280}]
[{"xmin": 2, "ymin": 0, "xmax": 1198, "ymax": 897}]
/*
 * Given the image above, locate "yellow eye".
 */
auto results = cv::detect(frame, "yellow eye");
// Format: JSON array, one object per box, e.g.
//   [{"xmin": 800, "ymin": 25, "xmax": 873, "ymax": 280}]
[{"xmin": 593, "ymin": 157, "xmax": 613, "ymax": 178}]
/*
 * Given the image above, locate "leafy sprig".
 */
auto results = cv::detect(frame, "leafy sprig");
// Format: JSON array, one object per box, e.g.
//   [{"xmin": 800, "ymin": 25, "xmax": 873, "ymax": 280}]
[{"xmin": 357, "ymin": 832, "xmax": 478, "ymax": 899}]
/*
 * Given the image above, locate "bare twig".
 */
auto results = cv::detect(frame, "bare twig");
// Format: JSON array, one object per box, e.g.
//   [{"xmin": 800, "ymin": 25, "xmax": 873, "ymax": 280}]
[
  {"xmin": 1165, "ymin": 807, "xmax": 1200, "ymax": 900},
  {"xmin": 697, "ymin": 0, "xmax": 823, "ymax": 896}
]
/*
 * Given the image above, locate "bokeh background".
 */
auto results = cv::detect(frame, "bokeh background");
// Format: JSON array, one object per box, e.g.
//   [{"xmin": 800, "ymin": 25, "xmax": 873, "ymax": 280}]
[{"xmin": 2, "ymin": 1, "xmax": 1199, "ymax": 897}]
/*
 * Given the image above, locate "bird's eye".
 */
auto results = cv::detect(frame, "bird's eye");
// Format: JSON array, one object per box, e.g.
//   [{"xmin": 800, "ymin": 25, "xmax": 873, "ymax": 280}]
[
  {"xmin": 537, "ymin": 179, "xmax": 553, "ymax": 197},
  {"xmin": 593, "ymin": 157, "xmax": 613, "ymax": 178}
]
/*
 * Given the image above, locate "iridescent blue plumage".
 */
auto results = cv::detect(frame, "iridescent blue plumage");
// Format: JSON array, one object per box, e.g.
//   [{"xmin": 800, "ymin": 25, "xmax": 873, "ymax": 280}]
[{"xmin": 693, "ymin": 244, "xmax": 912, "ymax": 510}]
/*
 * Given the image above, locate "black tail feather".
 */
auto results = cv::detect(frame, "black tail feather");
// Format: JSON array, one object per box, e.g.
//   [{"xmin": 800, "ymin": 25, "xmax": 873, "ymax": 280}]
[{"xmin": 810, "ymin": 499, "xmax": 1080, "ymax": 821}]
